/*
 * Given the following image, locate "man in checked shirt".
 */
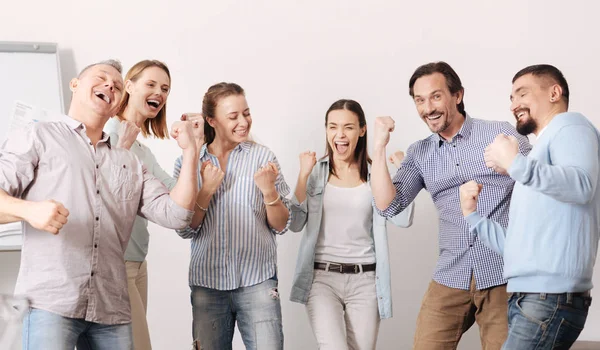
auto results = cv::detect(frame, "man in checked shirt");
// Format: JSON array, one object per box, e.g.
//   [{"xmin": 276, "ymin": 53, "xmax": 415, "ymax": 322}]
[
  {"xmin": 371, "ymin": 61, "xmax": 532, "ymax": 350},
  {"xmin": 0, "ymin": 59, "xmax": 200, "ymax": 350}
]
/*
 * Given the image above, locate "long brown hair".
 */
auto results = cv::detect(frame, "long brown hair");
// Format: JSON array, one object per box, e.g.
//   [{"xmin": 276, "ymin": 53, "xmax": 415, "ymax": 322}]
[
  {"xmin": 325, "ymin": 99, "xmax": 371, "ymax": 182},
  {"xmin": 202, "ymin": 82, "xmax": 245, "ymax": 145},
  {"xmin": 116, "ymin": 60, "xmax": 171, "ymax": 139}
]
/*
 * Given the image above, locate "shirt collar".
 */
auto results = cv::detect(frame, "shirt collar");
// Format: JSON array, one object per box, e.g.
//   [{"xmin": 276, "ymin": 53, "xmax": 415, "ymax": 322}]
[
  {"xmin": 200, "ymin": 141, "xmax": 253, "ymax": 158},
  {"xmin": 60, "ymin": 115, "xmax": 111, "ymax": 148},
  {"xmin": 434, "ymin": 113, "xmax": 472, "ymax": 147}
]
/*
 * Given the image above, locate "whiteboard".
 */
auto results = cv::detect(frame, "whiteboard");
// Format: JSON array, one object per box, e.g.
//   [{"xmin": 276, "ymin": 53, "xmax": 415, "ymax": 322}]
[
  {"xmin": 0, "ymin": 42, "xmax": 64, "ymax": 145},
  {"xmin": 0, "ymin": 42, "xmax": 64, "ymax": 250}
]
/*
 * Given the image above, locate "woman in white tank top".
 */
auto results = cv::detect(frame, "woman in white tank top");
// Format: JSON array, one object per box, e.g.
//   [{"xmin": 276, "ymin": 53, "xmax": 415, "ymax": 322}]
[{"xmin": 289, "ymin": 99, "xmax": 414, "ymax": 350}]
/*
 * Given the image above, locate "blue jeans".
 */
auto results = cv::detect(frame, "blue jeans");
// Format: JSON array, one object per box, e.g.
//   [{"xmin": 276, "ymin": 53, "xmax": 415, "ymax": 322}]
[
  {"xmin": 22, "ymin": 308, "xmax": 132, "ymax": 350},
  {"xmin": 191, "ymin": 278, "xmax": 283, "ymax": 350},
  {"xmin": 502, "ymin": 292, "xmax": 592, "ymax": 350}
]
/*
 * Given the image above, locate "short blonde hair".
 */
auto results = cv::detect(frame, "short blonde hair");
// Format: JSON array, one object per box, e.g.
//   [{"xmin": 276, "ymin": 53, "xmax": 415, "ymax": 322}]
[{"xmin": 78, "ymin": 59, "xmax": 122, "ymax": 77}]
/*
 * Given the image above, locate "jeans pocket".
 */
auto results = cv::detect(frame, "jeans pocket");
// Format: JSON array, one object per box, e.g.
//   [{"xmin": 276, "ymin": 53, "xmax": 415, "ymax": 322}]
[
  {"xmin": 515, "ymin": 295, "xmax": 555, "ymax": 326},
  {"xmin": 552, "ymin": 318, "xmax": 585, "ymax": 349}
]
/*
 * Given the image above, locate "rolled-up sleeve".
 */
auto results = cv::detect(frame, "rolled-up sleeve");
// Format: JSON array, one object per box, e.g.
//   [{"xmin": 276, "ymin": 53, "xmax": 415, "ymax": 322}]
[
  {"xmin": 137, "ymin": 165, "xmax": 193, "ymax": 230},
  {"xmin": 270, "ymin": 197, "xmax": 292, "ymax": 235},
  {"xmin": 0, "ymin": 123, "xmax": 39, "ymax": 197},
  {"xmin": 289, "ymin": 195, "xmax": 308, "ymax": 232},
  {"xmin": 268, "ymin": 156, "xmax": 291, "ymax": 235}
]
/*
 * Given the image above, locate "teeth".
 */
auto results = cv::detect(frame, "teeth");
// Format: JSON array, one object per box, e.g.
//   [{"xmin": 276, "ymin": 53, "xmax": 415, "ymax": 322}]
[
  {"xmin": 147, "ymin": 99, "xmax": 160, "ymax": 107},
  {"xmin": 335, "ymin": 141, "xmax": 349, "ymax": 145},
  {"xmin": 428, "ymin": 114, "xmax": 442, "ymax": 120},
  {"xmin": 94, "ymin": 91, "xmax": 110, "ymax": 104}
]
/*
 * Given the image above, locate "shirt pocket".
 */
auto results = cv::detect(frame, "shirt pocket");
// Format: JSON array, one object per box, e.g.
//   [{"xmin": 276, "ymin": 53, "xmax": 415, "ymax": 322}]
[
  {"xmin": 109, "ymin": 163, "xmax": 137, "ymax": 201},
  {"xmin": 306, "ymin": 184, "xmax": 323, "ymax": 213}
]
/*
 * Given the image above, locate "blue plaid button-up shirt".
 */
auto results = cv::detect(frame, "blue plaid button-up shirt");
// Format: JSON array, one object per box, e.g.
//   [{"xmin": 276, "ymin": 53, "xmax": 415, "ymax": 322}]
[{"xmin": 378, "ymin": 114, "xmax": 532, "ymax": 290}]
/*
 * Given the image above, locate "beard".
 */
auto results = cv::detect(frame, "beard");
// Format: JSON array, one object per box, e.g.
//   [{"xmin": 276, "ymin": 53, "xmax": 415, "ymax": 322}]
[
  {"xmin": 424, "ymin": 110, "xmax": 450, "ymax": 134},
  {"xmin": 516, "ymin": 117, "xmax": 537, "ymax": 136}
]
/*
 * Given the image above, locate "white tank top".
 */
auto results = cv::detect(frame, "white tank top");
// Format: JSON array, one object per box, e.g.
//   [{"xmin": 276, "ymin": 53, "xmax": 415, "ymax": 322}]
[{"xmin": 314, "ymin": 182, "xmax": 375, "ymax": 264}]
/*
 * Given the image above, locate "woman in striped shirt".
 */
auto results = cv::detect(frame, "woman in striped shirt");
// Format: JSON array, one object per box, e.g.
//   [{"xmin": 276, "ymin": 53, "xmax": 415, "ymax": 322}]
[{"xmin": 174, "ymin": 82, "xmax": 291, "ymax": 350}]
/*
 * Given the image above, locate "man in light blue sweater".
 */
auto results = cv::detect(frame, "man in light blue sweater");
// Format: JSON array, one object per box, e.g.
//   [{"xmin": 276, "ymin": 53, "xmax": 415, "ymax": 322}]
[{"xmin": 459, "ymin": 64, "xmax": 598, "ymax": 349}]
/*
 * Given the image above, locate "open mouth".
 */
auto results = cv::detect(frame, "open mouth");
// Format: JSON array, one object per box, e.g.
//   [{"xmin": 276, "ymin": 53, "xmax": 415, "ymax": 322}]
[
  {"xmin": 94, "ymin": 91, "xmax": 111, "ymax": 104},
  {"xmin": 426, "ymin": 113, "xmax": 442, "ymax": 121},
  {"xmin": 234, "ymin": 129, "xmax": 248, "ymax": 137},
  {"xmin": 334, "ymin": 141, "xmax": 349, "ymax": 154},
  {"xmin": 515, "ymin": 109, "xmax": 529, "ymax": 121},
  {"xmin": 147, "ymin": 99, "xmax": 160, "ymax": 109}
]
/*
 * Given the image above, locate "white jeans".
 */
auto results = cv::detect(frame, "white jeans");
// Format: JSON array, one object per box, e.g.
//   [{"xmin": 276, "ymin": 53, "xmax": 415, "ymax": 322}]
[{"xmin": 306, "ymin": 269, "xmax": 380, "ymax": 350}]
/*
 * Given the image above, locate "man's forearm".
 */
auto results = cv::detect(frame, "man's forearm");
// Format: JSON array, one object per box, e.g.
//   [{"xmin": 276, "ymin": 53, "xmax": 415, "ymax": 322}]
[
  {"xmin": 371, "ymin": 146, "xmax": 396, "ymax": 210},
  {"xmin": 169, "ymin": 149, "xmax": 199, "ymax": 210},
  {"xmin": 0, "ymin": 189, "xmax": 27, "ymax": 224}
]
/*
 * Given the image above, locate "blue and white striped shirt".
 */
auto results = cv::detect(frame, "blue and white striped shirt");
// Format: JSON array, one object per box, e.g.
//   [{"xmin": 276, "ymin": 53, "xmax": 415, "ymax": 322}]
[
  {"xmin": 378, "ymin": 115, "xmax": 532, "ymax": 290},
  {"xmin": 174, "ymin": 141, "xmax": 291, "ymax": 290}
]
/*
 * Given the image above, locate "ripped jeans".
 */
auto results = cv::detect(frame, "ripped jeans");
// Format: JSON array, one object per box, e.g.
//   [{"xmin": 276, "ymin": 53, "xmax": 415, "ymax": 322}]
[{"xmin": 190, "ymin": 278, "xmax": 283, "ymax": 350}]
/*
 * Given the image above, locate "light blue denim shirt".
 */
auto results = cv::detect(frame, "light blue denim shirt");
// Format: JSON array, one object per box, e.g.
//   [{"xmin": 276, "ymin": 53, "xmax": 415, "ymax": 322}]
[{"xmin": 289, "ymin": 158, "xmax": 414, "ymax": 319}]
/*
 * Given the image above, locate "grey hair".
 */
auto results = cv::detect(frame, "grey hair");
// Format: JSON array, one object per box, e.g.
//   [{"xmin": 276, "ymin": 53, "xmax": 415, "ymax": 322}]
[{"xmin": 78, "ymin": 59, "xmax": 123, "ymax": 77}]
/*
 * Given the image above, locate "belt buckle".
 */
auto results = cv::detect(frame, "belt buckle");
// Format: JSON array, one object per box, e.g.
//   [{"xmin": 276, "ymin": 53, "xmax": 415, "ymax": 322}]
[
  {"xmin": 329, "ymin": 263, "xmax": 343, "ymax": 273},
  {"xmin": 354, "ymin": 265, "xmax": 359, "ymax": 273}
]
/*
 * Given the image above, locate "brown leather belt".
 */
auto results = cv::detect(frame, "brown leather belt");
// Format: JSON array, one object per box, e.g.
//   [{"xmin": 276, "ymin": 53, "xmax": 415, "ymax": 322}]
[{"xmin": 314, "ymin": 262, "xmax": 376, "ymax": 274}]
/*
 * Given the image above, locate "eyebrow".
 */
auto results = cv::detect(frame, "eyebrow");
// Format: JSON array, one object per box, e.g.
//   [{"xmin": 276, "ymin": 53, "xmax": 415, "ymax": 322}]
[
  {"xmin": 327, "ymin": 122, "xmax": 356, "ymax": 126},
  {"xmin": 510, "ymin": 86, "xmax": 525, "ymax": 101},
  {"xmin": 414, "ymin": 89, "xmax": 443, "ymax": 98}
]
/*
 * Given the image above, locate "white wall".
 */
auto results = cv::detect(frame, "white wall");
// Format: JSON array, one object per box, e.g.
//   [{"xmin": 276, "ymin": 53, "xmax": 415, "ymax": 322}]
[{"xmin": 1, "ymin": 1, "xmax": 600, "ymax": 349}]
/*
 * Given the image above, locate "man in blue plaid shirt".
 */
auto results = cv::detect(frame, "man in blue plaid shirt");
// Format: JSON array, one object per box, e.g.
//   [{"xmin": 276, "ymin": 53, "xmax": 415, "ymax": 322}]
[{"xmin": 370, "ymin": 62, "xmax": 532, "ymax": 350}]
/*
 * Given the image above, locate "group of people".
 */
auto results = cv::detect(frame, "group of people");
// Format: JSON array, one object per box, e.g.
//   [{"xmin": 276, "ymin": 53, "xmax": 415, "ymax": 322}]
[{"xmin": 0, "ymin": 58, "xmax": 597, "ymax": 350}]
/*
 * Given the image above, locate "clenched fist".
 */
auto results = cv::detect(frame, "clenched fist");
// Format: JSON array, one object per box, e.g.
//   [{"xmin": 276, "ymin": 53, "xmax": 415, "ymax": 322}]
[
  {"xmin": 171, "ymin": 120, "xmax": 196, "ymax": 150},
  {"xmin": 181, "ymin": 113, "xmax": 205, "ymax": 150},
  {"xmin": 200, "ymin": 160, "xmax": 225, "ymax": 196},
  {"xmin": 389, "ymin": 150, "xmax": 405, "ymax": 168},
  {"xmin": 116, "ymin": 120, "xmax": 141, "ymax": 150},
  {"xmin": 374, "ymin": 116, "xmax": 395, "ymax": 150},
  {"xmin": 254, "ymin": 162, "xmax": 279, "ymax": 202},
  {"xmin": 484, "ymin": 134, "xmax": 519, "ymax": 175},
  {"xmin": 459, "ymin": 181, "xmax": 483, "ymax": 217},
  {"xmin": 23, "ymin": 200, "xmax": 69, "ymax": 235},
  {"xmin": 299, "ymin": 151, "xmax": 317, "ymax": 178}
]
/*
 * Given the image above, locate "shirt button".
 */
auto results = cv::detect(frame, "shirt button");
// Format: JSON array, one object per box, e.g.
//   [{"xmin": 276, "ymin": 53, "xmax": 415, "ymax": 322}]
[
  {"xmin": 96, "ymin": 165, "xmax": 99, "ymax": 169},
  {"xmin": 456, "ymin": 164, "xmax": 460, "ymax": 166},
  {"xmin": 95, "ymin": 217, "xmax": 99, "ymax": 221},
  {"xmin": 469, "ymin": 244, "xmax": 473, "ymax": 247},
  {"xmin": 91, "ymin": 272, "xmax": 94, "ymax": 276},
  {"xmin": 96, "ymin": 190, "xmax": 100, "ymax": 194},
  {"xmin": 89, "ymin": 142, "xmax": 93, "ymax": 146},
  {"xmin": 123, "ymin": 165, "xmax": 126, "ymax": 169},
  {"xmin": 94, "ymin": 244, "xmax": 98, "ymax": 248}
]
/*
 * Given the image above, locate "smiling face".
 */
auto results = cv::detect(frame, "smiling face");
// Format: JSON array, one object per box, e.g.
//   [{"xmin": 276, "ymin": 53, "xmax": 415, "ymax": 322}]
[
  {"xmin": 125, "ymin": 66, "xmax": 170, "ymax": 121},
  {"xmin": 510, "ymin": 73, "xmax": 553, "ymax": 135},
  {"xmin": 70, "ymin": 64, "xmax": 123, "ymax": 119},
  {"xmin": 326, "ymin": 109, "xmax": 366, "ymax": 163},
  {"xmin": 412, "ymin": 72, "xmax": 464, "ymax": 138},
  {"xmin": 207, "ymin": 94, "xmax": 252, "ymax": 145}
]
